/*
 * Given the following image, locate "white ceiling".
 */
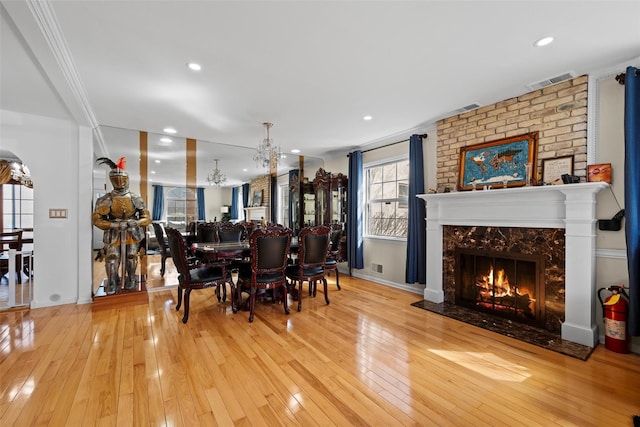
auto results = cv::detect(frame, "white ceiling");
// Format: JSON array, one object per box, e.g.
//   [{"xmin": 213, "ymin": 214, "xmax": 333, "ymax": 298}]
[{"xmin": 2, "ymin": 1, "xmax": 639, "ymax": 186}]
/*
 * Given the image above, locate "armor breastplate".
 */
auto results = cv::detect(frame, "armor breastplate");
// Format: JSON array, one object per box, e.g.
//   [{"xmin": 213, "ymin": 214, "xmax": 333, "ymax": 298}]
[{"xmin": 110, "ymin": 195, "xmax": 136, "ymax": 220}]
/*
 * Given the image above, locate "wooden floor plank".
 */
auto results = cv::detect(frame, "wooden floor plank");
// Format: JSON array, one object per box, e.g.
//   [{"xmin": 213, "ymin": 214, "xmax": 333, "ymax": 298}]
[{"xmin": 1, "ymin": 273, "xmax": 640, "ymax": 426}]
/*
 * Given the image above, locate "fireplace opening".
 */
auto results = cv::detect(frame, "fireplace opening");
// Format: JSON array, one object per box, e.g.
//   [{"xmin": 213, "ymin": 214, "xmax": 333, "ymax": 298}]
[{"xmin": 455, "ymin": 248, "xmax": 545, "ymax": 327}]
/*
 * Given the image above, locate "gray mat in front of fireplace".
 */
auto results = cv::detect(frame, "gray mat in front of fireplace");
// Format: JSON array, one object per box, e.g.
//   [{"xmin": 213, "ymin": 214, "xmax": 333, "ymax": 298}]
[{"xmin": 411, "ymin": 300, "xmax": 594, "ymax": 361}]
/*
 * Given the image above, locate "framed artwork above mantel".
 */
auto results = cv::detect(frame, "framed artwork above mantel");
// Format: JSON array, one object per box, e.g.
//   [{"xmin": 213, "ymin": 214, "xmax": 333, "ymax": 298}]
[{"xmin": 457, "ymin": 132, "xmax": 538, "ymax": 191}]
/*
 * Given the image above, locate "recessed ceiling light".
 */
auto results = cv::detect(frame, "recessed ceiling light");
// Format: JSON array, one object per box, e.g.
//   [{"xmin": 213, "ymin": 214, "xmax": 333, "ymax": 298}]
[
  {"xmin": 187, "ymin": 62, "xmax": 202, "ymax": 71},
  {"xmin": 160, "ymin": 137, "xmax": 172, "ymax": 143},
  {"xmin": 534, "ymin": 36, "xmax": 554, "ymax": 47},
  {"xmin": 155, "ymin": 160, "xmax": 161, "ymax": 164},
  {"xmin": 243, "ymin": 168, "xmax": 247, "ymax": 172},
  {"xmin": 163, "ymin": 127, "xmax": 177, "ymax": 134},
  {"xmin": 151, "ymin": 171, "xmax": 156, "ymax": 174},
  {"xmin": 363, "ymin": 115, "xmax": 373, "ymax": 121},
  {"xmin": 291, "ymin": 149, "xmax": 300, "ymax": 154}
]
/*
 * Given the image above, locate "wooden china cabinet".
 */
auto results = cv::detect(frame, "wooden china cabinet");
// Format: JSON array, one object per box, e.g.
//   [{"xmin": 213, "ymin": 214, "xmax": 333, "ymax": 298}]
[
  {"xmin": 312, "ymin": 168, "xmax": 348, "ymax": 227},
  {"xmin": 288, "ymin": 169, "xmax": 314, "ymax": 235}
]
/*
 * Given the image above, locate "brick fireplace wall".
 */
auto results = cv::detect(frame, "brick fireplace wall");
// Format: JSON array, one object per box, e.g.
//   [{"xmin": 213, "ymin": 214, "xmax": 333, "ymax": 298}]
[{"xmin": 436, "ymin": 76, "xmax": 588, "ymax": 189}]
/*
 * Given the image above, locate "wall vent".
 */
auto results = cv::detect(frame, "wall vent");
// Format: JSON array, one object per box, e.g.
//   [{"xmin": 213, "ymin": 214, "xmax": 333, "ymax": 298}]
[
  {"xmin": 452, "ymin": 103, "xmax": 481, "ymax": 115},
  {"xmin": 526, "ymin": 71, "xmax": 575, "ymax": 91}
]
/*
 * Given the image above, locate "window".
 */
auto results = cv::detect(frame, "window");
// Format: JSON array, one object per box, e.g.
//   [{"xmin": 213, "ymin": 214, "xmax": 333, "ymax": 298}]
[
  {"xmin": 165, "ymin": 187, "xmax": 197, "ymax": 231},
  {"xmin": 2, "ymin": 184, "xmax": 34, "ymax": 232},
  {"xmin": 365, "ymin": 158, "xmax": 409, "ymax": 238}
]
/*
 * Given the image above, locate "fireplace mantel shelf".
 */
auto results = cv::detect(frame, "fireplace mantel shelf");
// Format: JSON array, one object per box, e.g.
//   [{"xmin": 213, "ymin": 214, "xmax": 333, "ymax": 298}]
[
  {"xmin": 417, "ymin": 181, "xmax": 609, "ymax": 348},
  {"xmin": 417, "ymin": 182, "xmax": 609, "ymax": 229}
]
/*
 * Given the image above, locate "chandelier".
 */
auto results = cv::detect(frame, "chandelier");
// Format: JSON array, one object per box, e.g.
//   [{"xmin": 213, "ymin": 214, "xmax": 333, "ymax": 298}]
[
  {"xmin": 253, "ymin": 122, "xmax": 281, "ymax": 169},
  {"xmin": 206, "ymin": 159, "xmax": 227, "ymax": 186}
]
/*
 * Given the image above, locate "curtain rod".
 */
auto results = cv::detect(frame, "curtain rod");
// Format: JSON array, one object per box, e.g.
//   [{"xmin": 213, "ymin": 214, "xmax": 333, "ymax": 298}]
[
  {"xmin": 349, "ymin": 133, "xmax": 428, "ymax": 155},
  {"xmin": 615, "ymin": 68, "xmax": 640, "ymax": 85}
]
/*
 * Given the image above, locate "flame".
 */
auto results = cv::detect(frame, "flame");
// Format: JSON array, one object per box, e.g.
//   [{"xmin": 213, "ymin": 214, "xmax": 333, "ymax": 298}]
[{"xmin": 476, "ymin": 266, "xmax": 535, "ymax": 302}]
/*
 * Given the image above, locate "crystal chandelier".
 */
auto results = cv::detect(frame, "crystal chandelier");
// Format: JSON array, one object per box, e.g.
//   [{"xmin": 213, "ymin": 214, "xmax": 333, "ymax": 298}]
[
  {"xmin": 253, "ymin": 122, "xmax": 281, "ymax": 169},
  {"xmin": 206, "ymin": 159, "xmax": 227, "ymax": 186}
]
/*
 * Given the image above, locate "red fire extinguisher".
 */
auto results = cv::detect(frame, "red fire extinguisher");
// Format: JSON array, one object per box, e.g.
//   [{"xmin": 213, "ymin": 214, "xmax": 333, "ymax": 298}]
[{"xmin": 598, "ymin": 285, "xmax": 630, "ymax": 354}]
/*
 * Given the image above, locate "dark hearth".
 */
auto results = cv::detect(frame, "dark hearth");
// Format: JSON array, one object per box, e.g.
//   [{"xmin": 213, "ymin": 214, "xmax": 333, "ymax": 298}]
[{"xmin": 410, "ymin": 300, "xmax": 594, "ymax": 360}]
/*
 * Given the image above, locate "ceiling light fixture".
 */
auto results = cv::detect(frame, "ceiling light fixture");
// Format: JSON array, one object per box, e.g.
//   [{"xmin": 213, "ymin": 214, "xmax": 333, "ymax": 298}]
[
  {"xmin": 206, "ymin": 159, "xmax": 227, "ymax": 186},
  {"xmin": 534, "ymin": 36, "xmax": 554, "ymax": 47},
  {"xmin": 363, "ymin": 115, "xmax": 373, "ymax": 121},
  {"xmin": 187, "ymin": 62, "xmax": 202, "ymax": 71},
  {"xmin": 163, "ymin": 127, "xmax": 177, "ymax": 134},
  {"xmin": 291, "ymin": 149, "xmax": 300, "ymax": 154},
  {"xmin": 253, "ymin": 122, "xmax": 281, "ymax": 169}
]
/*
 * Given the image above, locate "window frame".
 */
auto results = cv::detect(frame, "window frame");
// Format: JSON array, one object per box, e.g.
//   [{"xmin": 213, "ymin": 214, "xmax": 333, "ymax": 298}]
[
  {"xmin": 165, "ymin": 187, "xmax": 197, "ymax": 231},
  {"xmin": 364, "ymin": 155, "xmax": 410, "ymax": 241}
]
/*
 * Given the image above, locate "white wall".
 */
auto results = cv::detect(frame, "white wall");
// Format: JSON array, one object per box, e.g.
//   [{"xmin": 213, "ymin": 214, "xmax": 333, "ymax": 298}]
[
  {"xmin": 1, "ymin": 109, "xmax": 94, "ymax": 307},
  {"xmin": 323, "ymin": 128, "xmax": 436, "ymax": 294},
  {"xmin": 593, "ymin": 73, "xmax": 637, "ymax": 352},
  {"xmin": 205, "ymin": 186, "xmax": 232, "ymax": 221}
]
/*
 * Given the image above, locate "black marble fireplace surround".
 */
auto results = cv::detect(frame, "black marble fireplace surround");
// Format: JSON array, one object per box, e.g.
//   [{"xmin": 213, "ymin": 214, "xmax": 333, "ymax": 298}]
[{"xmin": 443, "ymin": 225, "xmax": 566, "ymax": 334}]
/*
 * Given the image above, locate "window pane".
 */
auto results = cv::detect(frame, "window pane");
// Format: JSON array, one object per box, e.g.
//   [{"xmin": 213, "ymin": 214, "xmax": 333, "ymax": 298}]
[
  {"xmin": 397, "ymin": 160, "xmax": 410, "ymax": 180},
  {"xmin": 382, "ymin": 182, "xmax": 397, "ymax": 198},
  {"xmin": 383, "ymin": 164, "xmax": 396, "ymax": 182},
  {"xmin": 382, "ymin": 201, "xmax": 395, "ymax": 217},
  {"xmin": 369, "ymin": 167, "xmax": 383, "ymax": 184},
  {"xmin": 369, "ymin": 183, "xmax": 383, "ymax": 200}
]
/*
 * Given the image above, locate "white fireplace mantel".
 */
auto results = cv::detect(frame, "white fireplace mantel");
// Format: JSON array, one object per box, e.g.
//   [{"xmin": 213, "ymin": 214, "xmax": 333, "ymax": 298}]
[{"xmin": 417, "ymin": 182, "xmax": 609, "ymax": 347}]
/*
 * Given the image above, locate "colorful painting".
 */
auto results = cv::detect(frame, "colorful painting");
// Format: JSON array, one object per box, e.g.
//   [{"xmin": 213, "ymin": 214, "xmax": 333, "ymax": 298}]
[{"xmin": 458, "ymin": 132, "xmax": 538, "ymax": 190}]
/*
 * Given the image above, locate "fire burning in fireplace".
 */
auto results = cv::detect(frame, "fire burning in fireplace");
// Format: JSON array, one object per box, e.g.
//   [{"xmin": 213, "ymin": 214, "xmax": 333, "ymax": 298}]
[
  {"xmin": 475, "ymin": 266, "xmax": 536, "ymax": 315},
  {"xmin": 456, "ymin": 249, "xmax": 544, "ymax": 326}
]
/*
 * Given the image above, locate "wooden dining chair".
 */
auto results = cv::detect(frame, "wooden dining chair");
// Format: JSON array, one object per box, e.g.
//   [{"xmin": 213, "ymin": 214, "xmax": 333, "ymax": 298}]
[
  {"xmin": 197, "ymin": 222, "xmax": 217, "ymax": 243},
  {"xmin": 151, "ymin": 222, "xmax": 172, "ymax": 276},
  {"xmin": 215, "ymin": 222, "xmax": 246, "ymax": 263},
  {"xmin": 324, "ymin": 227, "xmax": 345, "ymax": 290},
  {"xmin": 0, "ymin": 230, "xmax": 23, "ymax": 284},
  {"xmin": 285, "ymin": 225, "xmax": 331, "ymax": 312},
  {"xmin": 236, "ymin": 226, "xmax": 292, "ymax": 323},
  {"xmin": 165, "ymin": 227, "xmax": 235, "ymax": 323}
]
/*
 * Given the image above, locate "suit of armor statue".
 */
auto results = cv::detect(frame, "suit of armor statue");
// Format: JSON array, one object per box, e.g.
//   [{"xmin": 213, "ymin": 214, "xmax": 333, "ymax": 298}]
[{"xmin": 93, "ymin": 157, "xmax": 151, "ymax": 294}]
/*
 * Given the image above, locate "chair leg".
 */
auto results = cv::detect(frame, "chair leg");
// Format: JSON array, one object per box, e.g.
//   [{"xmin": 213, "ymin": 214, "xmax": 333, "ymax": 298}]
[
  {"xmin": 335, "ymin": 268, "xmax": 341, "ymax": 290},
  {"xmin": 249, "ymin": 287, "xmax": 257, "ymax": 322},
  {"xmin": 323, "ymin": 277, "xmax": 330, "ymax": 305},
  {"xmin": 282, "ymin": 284, "xmax": 290, "ymax": 315},
  {"xmin": 160, "ymin": 255, "xmax": 166, "ymax": 276},
  {"xmin": 230, "ymin": 281, "xmax": 238, "ymax": 313},
  {"xmin": 297, "ymin": 281, "xmax": 303, "ymax": 312},
  {"xmin": 182, "ymin": 289, "xmax": 191, "ymax": 323},
  {"xmin": 176, "ymin": 287, "xmax": 183, "ymax": 311}
]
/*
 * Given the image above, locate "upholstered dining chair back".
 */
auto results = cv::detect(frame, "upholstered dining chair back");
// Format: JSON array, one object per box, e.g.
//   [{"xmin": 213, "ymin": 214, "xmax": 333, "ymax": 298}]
[
  {"xmin": 151, "ymin": 222, "xmax": 172, "ymax": 276},
  {"xmin": 285, "ymin": 225, "xmax": 331, "ymax": 311},
  {"xmin": 197, "ymin": 222, "xmax": 217, "ymax": 243},
  {"xmin": 217, "ymin": 222, "xmax": 244, "ymax": 243},
  {"xmin": 236, "ymin": 226, "xmax": 292, "ymax": 322}
]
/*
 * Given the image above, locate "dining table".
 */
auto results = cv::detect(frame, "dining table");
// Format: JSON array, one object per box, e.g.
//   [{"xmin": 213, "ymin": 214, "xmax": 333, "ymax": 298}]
[
  {"xmin": 191, "ymin": 241, "xmax": 250, "ymax": 264},
  {"xmin": 191, "ymin": 236, "xmax": 299, "ymax": 264}
]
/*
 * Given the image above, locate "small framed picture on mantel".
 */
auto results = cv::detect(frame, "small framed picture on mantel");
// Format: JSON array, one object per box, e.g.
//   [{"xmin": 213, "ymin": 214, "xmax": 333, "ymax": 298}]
[
  {"xmin": 541, "ymin": 155, "xmax": 574, "ymax": 185},
  {"xmin": 588, "ymin": 163, "xmax": 612, "ymax": 184}
]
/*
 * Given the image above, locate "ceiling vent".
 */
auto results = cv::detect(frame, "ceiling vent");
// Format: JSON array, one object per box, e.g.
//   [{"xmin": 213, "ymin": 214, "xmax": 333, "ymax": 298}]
[
  {"xmin": 452, "ymin": 103, "xmax": 481, "ymax": 115},
  {"xmin": 527, "ymin": 71, "xmax": 576, "ymax": 91}
]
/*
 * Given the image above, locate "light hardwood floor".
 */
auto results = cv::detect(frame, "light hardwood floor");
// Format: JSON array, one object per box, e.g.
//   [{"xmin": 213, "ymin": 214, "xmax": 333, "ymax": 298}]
[{"xmin": 2, "ymin": 271, "xmax": 639, "ymax": 426}]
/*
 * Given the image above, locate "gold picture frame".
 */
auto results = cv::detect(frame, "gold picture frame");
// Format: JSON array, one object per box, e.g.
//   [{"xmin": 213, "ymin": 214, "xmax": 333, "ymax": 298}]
[{"xmin": 458, "ymin": 132, "xmax": 538, "ymax": 190}]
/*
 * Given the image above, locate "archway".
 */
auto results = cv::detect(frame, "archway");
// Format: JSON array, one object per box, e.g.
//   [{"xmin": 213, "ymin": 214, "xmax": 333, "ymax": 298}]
[{"xmin": 0, "ymin": 149, "xmax": 34, "ymax": 308}]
